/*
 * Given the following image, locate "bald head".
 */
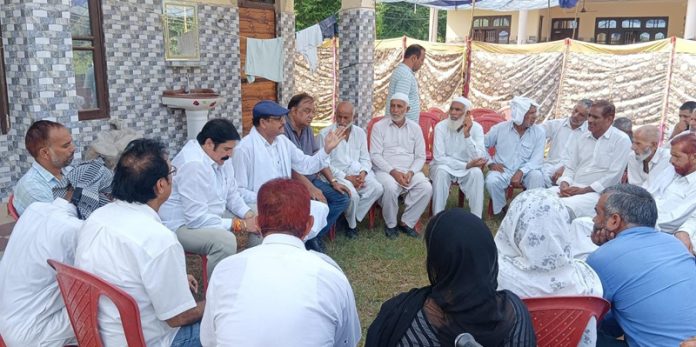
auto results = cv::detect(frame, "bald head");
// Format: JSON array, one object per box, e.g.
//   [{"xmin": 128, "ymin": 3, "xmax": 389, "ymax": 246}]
[
  {"xmin": 634, "ymin": 125, "xmax": 660, "ymax": 144},
  {"xmin": 335, "ymin": 101, "xmax": 355, "ymax": 128}
]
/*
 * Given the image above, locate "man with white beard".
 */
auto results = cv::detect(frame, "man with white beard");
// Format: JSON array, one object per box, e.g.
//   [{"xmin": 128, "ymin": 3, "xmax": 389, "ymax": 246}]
[
  {"xmin": 627, "ymin": 125, "xmax": 674, "ymax": 197},
  {"xmin": 430, "ymin": 96, "xmax": 487, "ymax": 217},
  {"xmin": 370, "ymin": 92, "xmax": 432, "ymax": 239}
]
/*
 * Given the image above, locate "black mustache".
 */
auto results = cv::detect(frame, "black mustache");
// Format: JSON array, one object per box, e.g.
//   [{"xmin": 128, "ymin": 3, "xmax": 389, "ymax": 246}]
[{"xmin": 221, "ymin": 156, "xmax": 230, "ymax": 161}]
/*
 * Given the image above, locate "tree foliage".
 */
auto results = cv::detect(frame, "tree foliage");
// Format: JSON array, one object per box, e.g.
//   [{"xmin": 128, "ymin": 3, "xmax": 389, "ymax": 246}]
[{"xmin": 294, "ymin": 1, "xmax": 447, "ymax": 42}]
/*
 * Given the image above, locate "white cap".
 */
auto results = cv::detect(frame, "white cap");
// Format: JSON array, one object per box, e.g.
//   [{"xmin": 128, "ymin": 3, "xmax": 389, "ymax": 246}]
[
  {"xmin": 391, "ymin": 92, "xmax": 409, "ymax": 105},
  {"xmin": 510, "ymin": 96, "xmax": 539, "ymax": 125},
  {"xmin": 451, "ymin": 96, "xmax": 473, "ymax": 112}
]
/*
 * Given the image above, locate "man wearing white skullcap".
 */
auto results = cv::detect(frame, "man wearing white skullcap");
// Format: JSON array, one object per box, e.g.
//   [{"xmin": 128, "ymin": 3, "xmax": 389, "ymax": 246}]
[
  {"xmin": 430, "ymin": 96, "xmax": 487, "ymax": 217},
  {"xmin": 370, "ymin": 92, "xmax": 432, "ymax": 239},
  {"xmin": 484, "ymin": 96, "xmax": 546, "ymax": 215}
]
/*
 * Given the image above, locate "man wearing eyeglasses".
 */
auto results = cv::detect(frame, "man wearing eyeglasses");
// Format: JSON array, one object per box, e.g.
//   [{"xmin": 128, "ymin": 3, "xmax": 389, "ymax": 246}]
[{"xmin": 159, "ymin": 118, "xmax": 256, "ymax": 279}]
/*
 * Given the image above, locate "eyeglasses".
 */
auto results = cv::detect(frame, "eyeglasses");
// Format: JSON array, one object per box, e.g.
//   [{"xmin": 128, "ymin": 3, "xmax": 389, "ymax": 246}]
[{"xmin": 168, "ymin": 166, "xmax": 177, "ymax": 177}]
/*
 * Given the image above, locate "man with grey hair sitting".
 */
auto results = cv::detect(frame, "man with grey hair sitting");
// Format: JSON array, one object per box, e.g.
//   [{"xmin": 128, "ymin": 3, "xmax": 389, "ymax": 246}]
[
  {"xmin": 542, "ymin": 99, "xmax": 591, "ymax": 185},
  {"xmin": 0, "ymin": 159, "xmax": 112, "ymax": 347},
  {"xmin": 587, "ymin": 184, "xmax": 696, "ymax": 346},
  {"xmin": 430, "ymin": 96, "xmax": 487, "ymax": 217},
  {"xmin": 626, "ymin": 125, "xmax": 674, "ymax": 197}
]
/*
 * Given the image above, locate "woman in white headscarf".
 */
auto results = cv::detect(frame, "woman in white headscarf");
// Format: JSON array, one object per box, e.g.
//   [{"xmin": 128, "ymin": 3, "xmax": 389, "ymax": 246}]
[{"xmin": 495, "ymin": 188, "xmax": 603, "ymax": 347}]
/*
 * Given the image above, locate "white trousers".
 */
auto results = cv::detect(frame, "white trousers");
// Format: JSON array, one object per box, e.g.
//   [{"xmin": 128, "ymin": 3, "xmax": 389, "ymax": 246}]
[
  {"xmin": 375, "ymin": 171, "xmax": 433, "ymax": 228},
  {"xmin": 485, "ymin": 169, "xmax": 546, "ymax": 214},
  {"xmin": 548, "ymin": 186, "xmax": 600, "ymax": 219},
  {"xmin": 542, "ymin": 161, "xmax": 562, "ymax": 186},
  {"xmin": 338, "ymin": 175, "xmax": 384, "ymax": 229},
  {"xmin": 430, "ymin": 166, "xmax": 484, "ymax": 218},
  {"xmin": 568, "ymin": 216, "xmax": 599, "ymax": 260}
]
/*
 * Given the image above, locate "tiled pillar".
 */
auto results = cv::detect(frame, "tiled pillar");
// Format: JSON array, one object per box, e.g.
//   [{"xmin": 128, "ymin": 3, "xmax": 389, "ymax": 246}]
[
  {"xmin": 276, "ymin": 0, "xmax": 295, "ymax": 107},
  {"xmin": 338, "ymin": 0, "xmax": 375, "ymax": 128},
  {"xmin": 0, "ymin": 0, "xmax": 78, "ymax": 197}
]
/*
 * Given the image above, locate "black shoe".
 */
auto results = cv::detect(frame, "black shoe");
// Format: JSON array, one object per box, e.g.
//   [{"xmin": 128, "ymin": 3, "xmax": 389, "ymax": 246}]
[
  {"xmin": 345, "ymin": 226, "xmax": 358, "ymax": 239},
  {"xmin": 305, "ymin": 237, "xmax": 326, "ymax": 253},
  {"xmin": 384, "ymin": 226, "xmax": 399, "ymax": 239},
  {"xmin": 399, "ymin": 224, "xmax": 419, "ymax": 238}
]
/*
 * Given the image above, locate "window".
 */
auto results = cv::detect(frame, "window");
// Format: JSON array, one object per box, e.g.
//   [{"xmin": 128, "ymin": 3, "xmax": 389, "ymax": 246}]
[
  {"xmin": 71, "ymin": 0, "xmax": 109, "ymax": 120},
  {"xmin": 472, "ymin": 15, "xmax": 512, "ymax": 44},
  {"xmin": 0, "ymin": 27, "xmax": 8, "ymax": 134},
  {"xmin": 595, "ymin": 17, "xmax": 668, "ymax": 45},
  {"xmin": 551, "ymin": 18, "xmax": 579, "ymax": 41}
]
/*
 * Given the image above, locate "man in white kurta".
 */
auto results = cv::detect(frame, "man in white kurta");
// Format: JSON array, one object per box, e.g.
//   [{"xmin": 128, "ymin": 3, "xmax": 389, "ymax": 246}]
[
  {"xmin": 542, "ymin": 99, "xmax": 590, "ymax": 185},
  {"xmin": 159, "ymin": 119, "xmax": 256, "ymax": 278},
  {"xmin": 553, "ymin": 101, "xmax": 631, "ymax": 219},
  {"xmin": 232, "ymin": 100, "xmax": 347, "ymax": 242},
  {"xmin": 627, "ymin": 125, "xmax": 674, "ymax": 197},
  {"xmin": 0, "ymin": 160, "xmax": 112, "ymax": 347},
  {"xmin": 200, "ymin": 179, "xmax": 361, "ymax": 346},
  {"xmin": 370, "ymin": 93, "xmax": 432, "ymax": 238},
  {"xmin": 485, "ymin": 96, "xmax": 546, "ymax": 215},
  {"xmin": 318, "ymin": 101, "xmax": 383, "ymax": 237},
  {"xmin": 430, "ymin": 96, "xmax": 487, "ymax": 217}
]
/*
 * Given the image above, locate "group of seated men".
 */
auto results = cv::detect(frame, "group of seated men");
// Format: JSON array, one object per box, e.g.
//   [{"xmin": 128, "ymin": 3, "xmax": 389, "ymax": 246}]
[{"xmin": 2, "ymin": 88, "xmax": 696, "ymax": 346}]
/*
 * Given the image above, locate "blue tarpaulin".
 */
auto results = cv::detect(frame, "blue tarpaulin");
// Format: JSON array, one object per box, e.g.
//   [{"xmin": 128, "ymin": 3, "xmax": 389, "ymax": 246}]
[{"xmin": 377, "ymin": 0, "xmax": 579, "ymax": 11}]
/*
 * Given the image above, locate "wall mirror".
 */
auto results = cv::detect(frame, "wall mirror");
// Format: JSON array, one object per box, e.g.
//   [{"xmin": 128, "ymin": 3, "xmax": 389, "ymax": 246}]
[{"xmin": 163, "ymin": 1, "xmax": 200, "ymax": 61}]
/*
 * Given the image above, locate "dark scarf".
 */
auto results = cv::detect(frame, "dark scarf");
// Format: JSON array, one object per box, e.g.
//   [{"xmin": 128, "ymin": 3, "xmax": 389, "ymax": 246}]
[{"xmin": 366, "ymin": 209, "xmax": 517, "ymax": 347}]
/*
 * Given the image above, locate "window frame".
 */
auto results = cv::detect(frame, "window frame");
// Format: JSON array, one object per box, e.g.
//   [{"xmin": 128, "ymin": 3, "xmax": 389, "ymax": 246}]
[
  {"xmin": 472, "ymin": 15, "xmax": 512, "ymax": 44},
  {"xmin": 0, "ymin": 25, "xmax": 8, "ymax": 134},
  {"xmin": 71, "ymin": 0, "xmax": 109, "ymax": 121},
  {"xmin": 594, "ymin": 16, "xmax": 668, "ymax": 45}
]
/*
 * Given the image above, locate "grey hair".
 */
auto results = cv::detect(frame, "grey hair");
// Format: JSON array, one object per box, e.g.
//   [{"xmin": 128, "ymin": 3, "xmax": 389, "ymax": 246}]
[
  {"xmin": 577, "ymin": 99, "xmax": 593, "ymax": 109},
  {"xmin": 634, "ymin": 125, "xmax": 660, "ymax": 143},
  {"xmin": 601, "ymin": 184, "xmax": 657, "ymax": 228},
  {"xmin": 613, "ymin": 117, "xmax": 633, "ymax": 133}
]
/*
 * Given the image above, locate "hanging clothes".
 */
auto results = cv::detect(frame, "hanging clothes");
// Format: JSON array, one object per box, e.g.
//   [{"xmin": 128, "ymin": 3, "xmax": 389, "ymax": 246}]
[
  {"xmin": 319, "ymin": 15, "xmax": 338, "ymax": 39},
  {"xmin": 245, "ymin": 37, "xmax": 284, "ymax": 83},
  {"xmin": 295, "ymin": 24, "xmax": 323, "ymax": 72}
]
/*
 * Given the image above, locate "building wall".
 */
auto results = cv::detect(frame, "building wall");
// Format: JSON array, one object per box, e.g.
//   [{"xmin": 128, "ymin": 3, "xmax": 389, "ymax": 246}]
[
  {"xmin": 0, "ymin": 0, "xmax": 243, "ymax": 200},
  {"xmin": 447, "ymin": 0, "xmax": 687, "ymax": 43}
]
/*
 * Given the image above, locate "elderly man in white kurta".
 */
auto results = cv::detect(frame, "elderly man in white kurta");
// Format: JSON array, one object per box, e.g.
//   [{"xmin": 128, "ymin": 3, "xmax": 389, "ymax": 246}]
[
  {"xmin": 430, "ymin": 96, "xmax": 487, "ymax": 217},
  {"xmin": 627, "ymin": 125, "xmax": 675, "ymax": 197},
  {"xmin": 485, "ymin": 96, "xmax": 546, "ymax": 215},
  {"xmin": 232, "ymin": 100, "xmax": 346, "ymax": 242},
  {"xmin": 551, "ymin": 100, "xmax": 631, "ymax": 219},
  {"xmin": 318, "ymin": 101, "xmax": 383, "ymax": 238},
  {"xmin": 542, "ymin": 99, "xmax": 591, "ymax": 185},
  {"xmin": 371, "ymin": 92, "xmax": 432, "ymax": 239}
]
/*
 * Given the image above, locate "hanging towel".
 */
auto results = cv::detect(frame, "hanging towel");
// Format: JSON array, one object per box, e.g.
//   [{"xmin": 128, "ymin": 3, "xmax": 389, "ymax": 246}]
[
  {"xmin": 245, "ymin": 37, "xmax": 285, "ymax": 83},
  {"xmin": 295, "ymin": 24, "xmax": 323, "ymax": 72},
  {"xmin": 319, "ymin": 15, "xmax": 338, "ymax": 39}
]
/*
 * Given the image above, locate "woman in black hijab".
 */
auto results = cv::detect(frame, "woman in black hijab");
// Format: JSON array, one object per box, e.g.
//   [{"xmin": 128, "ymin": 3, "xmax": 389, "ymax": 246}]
[{"xmin": 366, "ymin": 209, "xmax": 536, "ymax": 347}]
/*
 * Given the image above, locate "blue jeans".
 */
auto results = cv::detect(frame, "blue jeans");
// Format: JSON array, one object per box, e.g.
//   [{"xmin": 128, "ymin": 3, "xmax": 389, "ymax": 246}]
[
  {"xmin": 311, "ymin": 178, "xmax": 350, "ymax": 237},
  {"xmin": 171, "ymin": 322, "xmax": 201, "ymax": 347}
]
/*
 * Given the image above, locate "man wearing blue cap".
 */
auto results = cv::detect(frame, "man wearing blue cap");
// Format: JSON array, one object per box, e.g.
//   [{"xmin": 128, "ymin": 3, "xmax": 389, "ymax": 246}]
[{"xmin": 232, "ymin": 100, "xmax": 347, "ymax": 251}]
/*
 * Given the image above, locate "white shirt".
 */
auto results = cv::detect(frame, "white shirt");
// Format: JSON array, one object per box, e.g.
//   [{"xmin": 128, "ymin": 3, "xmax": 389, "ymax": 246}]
[
  {"xmin": 159, "ymin": 140, "xmax": 250, "ymax": 231},
  {"xmin": 655, "ymin": 170, "xmax": 696, "ymax": 237},
  {"xmin": 200, "ymin": 233, "xmax": 361, "ymax": 347},
  {"xmin": 75, "ymin": 201, "xmax": 196, "ymax": 347},
  {"xmin": 0, "ymin": 199, "xmax": 80, "ymax": 346},
  {"xmin": 558, "ymin": 127, "xmax": 632, "ymax": 192},
  {"xmin": 431, "ymin": 120, "xmax": 486, "ymax": 176},
  {"xmin": 318, "ymin": 124, "xmax": 372, "ymax": 179},
  {"xmin": 543, "ymin": 118, "xmax": 587, "ymax": 165},
  {"xmin": 626, "ymin": 147, "xmax": 675, "ymax": 197},
  {"xmin": 370, "ymin": 118, "xmax": 426, "ymax": 174},
  {"xmin": 232, "ymin": 127, "xmax": 329, "ymax": 204},
  {"xmin": 485, "ymin": 121, "xmax": 546, "ymax": 174}
]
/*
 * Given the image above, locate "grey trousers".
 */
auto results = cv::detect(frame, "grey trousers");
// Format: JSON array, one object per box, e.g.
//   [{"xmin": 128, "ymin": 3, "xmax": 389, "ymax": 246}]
[{"xmin": 176, "ymin": 225, "xmax": 237, "ymax": 279}]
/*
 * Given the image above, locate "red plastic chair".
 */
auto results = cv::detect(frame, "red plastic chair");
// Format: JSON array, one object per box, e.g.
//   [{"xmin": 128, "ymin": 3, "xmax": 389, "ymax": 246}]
[
  {"xmin": 419, "ymin": 111, "xmax": 441, "ymax": 162},
  {"xmin": 366, "ymin": 116, "xmax": 385, "ymax": 230},
  {"xmin": 185, "ymin": 252, "xmax": 208, "ymax": 293},
  {"xmin": 471, "ymin": 108, "xmax": 500, "ymax": 119},
  {"xmin": 427, "ymin": 107, "xmax": 447, "ymax": 120},
  {"xmin": 48, "ymin": 259, "xmax": 147, "ymax": 347},
  {"xmin": 0, "ymin": 335, "xmax": 6, "ymax": 347},
  {"xmin": 523, "ymin": 296, "xmax": 611, "ymax": 347},
  {"xmin": 7, "ymin": 194, "xmax": 19, "ymax": 221}
]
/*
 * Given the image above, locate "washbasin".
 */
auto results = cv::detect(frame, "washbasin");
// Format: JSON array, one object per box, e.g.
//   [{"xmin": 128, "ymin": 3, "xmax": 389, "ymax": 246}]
[
  {"xmin": 162, "ymin": 88, "xmax": 223, "ymax": 140},
  {"xmin": 162, "ymin": 88, "xmax": 221, "ymax": 111}
]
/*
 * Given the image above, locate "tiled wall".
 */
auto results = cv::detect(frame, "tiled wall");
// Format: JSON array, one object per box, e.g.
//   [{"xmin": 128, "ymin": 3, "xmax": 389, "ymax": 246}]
[
  {"xmin": 0, "ymin": 0, "xmax": 242, "ymax": 200},
  {"xmin": 338, "ymin": 8, "xmax": 375, "ymax": 128},
  {"xmin": 276, "ymin": 11, "xmax": 295, "ymax": 107}
]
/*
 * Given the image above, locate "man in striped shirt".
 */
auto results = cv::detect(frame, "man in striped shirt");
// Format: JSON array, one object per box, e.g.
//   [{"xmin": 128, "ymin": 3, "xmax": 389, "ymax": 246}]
[{"xmin": 387, "ymin": 44, "xmax": 425, "ymax": 122}]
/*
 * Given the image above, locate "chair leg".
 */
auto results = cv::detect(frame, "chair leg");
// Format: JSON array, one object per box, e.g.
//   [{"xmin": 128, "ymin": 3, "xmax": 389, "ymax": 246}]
[
  {"xmin": 329, "ymin": 224, "xmax": 336, "ymax": 241},
  {"xmin": 487, "ymin": 198, "xmax": 494, "ymax": 219},
  {"xmin": 200, "ymin": 255, "xmax": 208, "ymax": 293},
  {"xmin": 458, "ymin": 189, "xmax": 465, "ymax": 207}
]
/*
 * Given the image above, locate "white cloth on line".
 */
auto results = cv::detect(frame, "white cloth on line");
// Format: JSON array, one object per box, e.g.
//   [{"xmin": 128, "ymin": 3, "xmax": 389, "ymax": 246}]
[
  {"xmin": 295, "ymin": 24, "xmax": 323, "ymax": 72},
  {"xmin": 245, "ymin": 37, "xmax": 284, "ymax": 83}
]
